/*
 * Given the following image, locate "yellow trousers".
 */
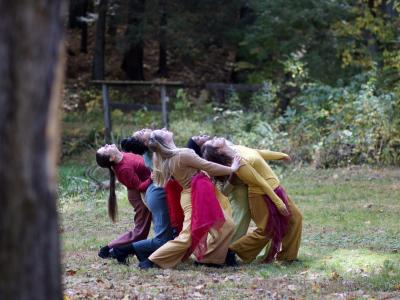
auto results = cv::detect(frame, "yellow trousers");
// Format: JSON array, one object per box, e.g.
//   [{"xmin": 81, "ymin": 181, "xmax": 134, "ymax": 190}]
[
  {"xmin": 149, "ymin": 189, "xmax": 234, "ymax": 268},
  {"xmin": 229, "ymin": 193, "xmax": 302, "ymax": 263}
]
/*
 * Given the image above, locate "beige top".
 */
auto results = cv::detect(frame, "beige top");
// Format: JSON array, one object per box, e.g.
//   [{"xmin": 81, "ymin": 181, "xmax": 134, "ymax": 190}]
[{"xmin": 169, "ymin": 149, "xmax": 232, "ymax": 189}]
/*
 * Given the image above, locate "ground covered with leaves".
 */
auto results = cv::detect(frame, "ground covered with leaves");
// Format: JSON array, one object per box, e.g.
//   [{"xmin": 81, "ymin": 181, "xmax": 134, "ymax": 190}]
[{"xmin": 60, "ymin": 165, "xmax": 400, "ymax": 299}]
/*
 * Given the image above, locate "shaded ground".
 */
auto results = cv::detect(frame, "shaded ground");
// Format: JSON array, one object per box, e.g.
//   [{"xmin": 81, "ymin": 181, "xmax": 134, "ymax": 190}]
[{"xmin": 60, "ymin": 166, "xmax": 400, "ymax": 299}]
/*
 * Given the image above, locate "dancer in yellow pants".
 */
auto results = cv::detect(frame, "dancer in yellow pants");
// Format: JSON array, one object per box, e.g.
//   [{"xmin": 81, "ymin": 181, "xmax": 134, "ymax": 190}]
[
  {"xmin": 139, "ymin": 129, "xmax": 241, "ymax": 269},
  {"xmin": 202, "ymin": 138, "xmax": 302, "ymax": 263}
]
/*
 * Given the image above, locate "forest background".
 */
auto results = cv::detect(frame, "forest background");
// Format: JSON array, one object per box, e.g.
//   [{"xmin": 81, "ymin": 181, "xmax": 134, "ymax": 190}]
[
  {"xmin": 64, "ymin": 0, "xmax": 400, "ymax": 167},
  {"xmin": 59, "ymin": 0, "xmax": 400, "ymax": 298}
]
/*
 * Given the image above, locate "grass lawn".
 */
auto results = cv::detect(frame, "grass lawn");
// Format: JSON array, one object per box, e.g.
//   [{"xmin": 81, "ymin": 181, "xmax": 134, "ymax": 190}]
[{"xmin": 60, "ymin": 164, "xmax": 400, "ymax": 299}]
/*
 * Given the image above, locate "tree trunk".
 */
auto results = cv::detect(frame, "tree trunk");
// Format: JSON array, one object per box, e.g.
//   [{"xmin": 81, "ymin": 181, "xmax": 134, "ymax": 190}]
[
  {"xmin": 365, "ymin": 0, "xmax": 380, "ymax": 67},
  {"xmin": 69, "ymin": 0, "xmax": 81, "ymax": 28},
  {"xmin": 92, "ymin": 0, "xmax": 108, "ymax": 80},
  {"xmin": 230, "ymin": 1, "xmax": 253, "ymax": 83},
  {"xmin": 68, "ymin": 0, "xmax": 89, "ymax": 53},
  {"xmin": 0, "ymin": 1, "xmax": 64, "ymax": 300},
  {"xmin": 107, "ymin": 8, "xmax": 117, "ymax": 46},
  {"xmin": 277, "ymin": 74, "xmax": 299, "ymax": 115},
  {"xmin": 80, "ymin": 0, "xmax": 89, "ymax": 53},
  {"xmin": 157, "ymin": 0, "xmax": 168, "ymax": 77},
  {"xmin": 121, "ymin": 0, "xmax": 145, "ymax": 80}
]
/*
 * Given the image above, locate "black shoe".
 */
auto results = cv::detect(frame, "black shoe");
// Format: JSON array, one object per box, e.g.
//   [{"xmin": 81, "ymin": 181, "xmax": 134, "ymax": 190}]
[
  {"xmin": 138, "ymin": 259, "xmax": 155, "ymax": 269},
  {"xmin": 225, "ymin": 249, "xmax": 238, "ymax": 267},
  {"xmin": 110, "ymin": 244, "xmax": 135, "ymax": 264},
  {"xmin": 98, "ymin": 245, "xmax": 111, "ymax": 259},
  {"xmin": 279, "ymin": 259, "xmax": 300, "ymax": 265},
  {"xmin": 194, "ymin": 261, "xmax": 223, "ymax": 268}
]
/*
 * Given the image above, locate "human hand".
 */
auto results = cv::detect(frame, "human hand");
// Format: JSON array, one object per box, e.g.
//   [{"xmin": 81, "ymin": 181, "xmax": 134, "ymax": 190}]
[
  {"xmin": 230, "ymin": 155, "xmax": 244, "ymax": 173},
  {"xmin": 282, "ymin": 155, "xmax": 291, "ymax": 163},
  {"xmin": 278, "ymin": 206, "xmax": 290, "ymax": 216}
]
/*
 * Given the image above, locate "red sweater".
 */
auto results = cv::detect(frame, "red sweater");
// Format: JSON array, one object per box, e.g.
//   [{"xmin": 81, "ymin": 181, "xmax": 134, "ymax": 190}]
[{"xmin": 113, "ymin": 153, "xmax": 152, "ymax": 192}]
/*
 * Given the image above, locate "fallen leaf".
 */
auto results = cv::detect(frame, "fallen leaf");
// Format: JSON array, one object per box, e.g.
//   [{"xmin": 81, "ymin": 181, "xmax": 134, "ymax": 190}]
[
  {"xmin": 330, "ymin": 271, "xmax": 340, "ymax": 281},
  {"xmin": 66, "ymin": 269, "xmax": 77, "ymax": 276},
  {"xmin": 195, "ymin": 284, "xmax": 204, "ymax": 290},
  {"xmin": 193, "ymin": 292, "xmax": 203, "ymax": 298},
  {"xmin": 311, "ymin": 282, "xmax": 320, "ymax": 293},
  {"xmin": 105, "ymin": 282, "xmax": 114, "ymax": 289}
]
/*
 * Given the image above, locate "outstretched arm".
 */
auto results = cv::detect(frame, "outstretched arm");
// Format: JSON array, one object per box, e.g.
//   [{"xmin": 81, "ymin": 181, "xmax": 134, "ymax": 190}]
[
  {"xmin": 256, "ymin": 149, "xmax": 290, "ymax": 161},
  {"xmin": 180, "ymin": 151, "xmax": 238, "ymax": 177}
]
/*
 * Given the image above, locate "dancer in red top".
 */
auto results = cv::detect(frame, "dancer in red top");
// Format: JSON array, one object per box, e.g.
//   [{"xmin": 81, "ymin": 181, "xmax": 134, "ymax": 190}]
[{"xmin": 96, "ymin": 144, "xmax": 152, "ymax": 259}]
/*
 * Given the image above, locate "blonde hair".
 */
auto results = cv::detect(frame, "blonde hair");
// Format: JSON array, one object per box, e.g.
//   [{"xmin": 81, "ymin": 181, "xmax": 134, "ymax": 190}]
[{"xmin": 148, "ymin": 133, "xmax": 181, "ymax": 186}]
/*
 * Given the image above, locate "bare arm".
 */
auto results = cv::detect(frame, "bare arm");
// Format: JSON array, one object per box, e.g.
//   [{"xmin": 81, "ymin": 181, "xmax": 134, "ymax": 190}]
[{"xmin": 179, "ymin": 151, "xmax": 233, "ymax": 176}]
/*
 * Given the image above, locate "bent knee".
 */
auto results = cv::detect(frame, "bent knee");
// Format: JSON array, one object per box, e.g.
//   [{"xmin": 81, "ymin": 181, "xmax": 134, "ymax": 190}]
[{"xmin": 291, "ymin": 210, "xmax": 303, "ymax": 226}]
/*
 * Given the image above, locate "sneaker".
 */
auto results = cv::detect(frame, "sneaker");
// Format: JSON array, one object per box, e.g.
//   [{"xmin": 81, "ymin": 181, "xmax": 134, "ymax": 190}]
[
  {"xmin": 110, "ymin": 244, "xmax": 135, "ymax": 264},
  {"xmin": 138, "ymin": 259, "xmax": 155, "ymax": 269},
  {"xmin": 98, "ymin": 245, "xmax": 111, "ymax": 259},
  {"xmin": 225, "ymin": 249, "xmax": 238, "ymax": 267},
  {"xmin": 110, "ymin": 248, "xmax": 129, "ymax": 264}
]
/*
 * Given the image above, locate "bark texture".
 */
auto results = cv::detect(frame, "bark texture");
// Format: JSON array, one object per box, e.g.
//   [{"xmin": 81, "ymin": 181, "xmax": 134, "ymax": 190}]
[{"xmin": 0, "ymin": 1, "xmax": 65, "ymax": 299}]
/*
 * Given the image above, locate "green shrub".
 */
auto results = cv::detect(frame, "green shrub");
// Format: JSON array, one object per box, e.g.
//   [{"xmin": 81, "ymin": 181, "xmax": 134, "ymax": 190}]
[{"xmin": 283, "ymin": 72, "xmax": 400, "ymax": 166}]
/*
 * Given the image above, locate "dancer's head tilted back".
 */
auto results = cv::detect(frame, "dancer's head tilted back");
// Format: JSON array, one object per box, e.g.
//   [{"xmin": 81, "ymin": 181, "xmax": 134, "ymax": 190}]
[
  {"xmin": 132, "ymin": 128, "xmax": 153, "ymax": 146},
  {"xmin": 187, "ymin": 134, "xmax": 211, "ymax": 157},
  {"xmin": 202, "ymin": 137, "xmax": 233, "ymax": 167},
  {"xmin": 96, "ymin": 144, "xmax": 122, "ymax": 222}
]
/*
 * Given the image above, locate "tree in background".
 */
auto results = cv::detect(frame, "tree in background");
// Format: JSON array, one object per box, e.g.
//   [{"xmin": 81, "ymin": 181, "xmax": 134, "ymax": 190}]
[
  {"xmin": 68, "ymin": 0, "xmax": 91, "ymax": 53},
  {"xmin": 239, "ymin": 0, "xmax": 351, "ymax": 84},
  {"xmin": 334, "ymin": 0, "xmax": 400, "ymax": 88},
  {"xmin": 121, "ymin": 0, "xmax": 146, "ymax": 80},
  {"xmin": 92, "ymin": 0, "xmax": 108, "ymax": 80},
  {"xmin": 0, "ymin": 1, "xmax": 65, "ymax": 299},
  {"xmin": 156, "ymin": 0, "xmax": 168, "ymax": 77}
]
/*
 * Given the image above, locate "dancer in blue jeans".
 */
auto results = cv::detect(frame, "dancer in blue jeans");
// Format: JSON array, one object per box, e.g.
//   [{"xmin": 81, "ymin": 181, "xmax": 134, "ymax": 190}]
[{"xmin": 98, "ymin": 141, "xmax": 173, "ymax": 264}]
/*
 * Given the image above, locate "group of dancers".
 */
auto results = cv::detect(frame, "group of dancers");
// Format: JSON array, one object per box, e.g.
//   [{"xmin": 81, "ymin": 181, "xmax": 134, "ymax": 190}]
[{"xmin": 95, "ymin": 128, "xmax": 303, "ymax": 269}]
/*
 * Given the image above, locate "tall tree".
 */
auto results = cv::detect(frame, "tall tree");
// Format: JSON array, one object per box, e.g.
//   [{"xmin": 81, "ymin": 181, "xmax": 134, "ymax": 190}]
[
  {"xmin": 92, "ymin": 0, "xmax": 108, "ymax": 80},
  {"xmin": 0, "ymin": 1, "xmax": 64, "ymax": 299},
  {"xmin": 121, "ymin": 0, "xmax": 146, "ymax": 80},
  {"xmin": 157, "ymin": 0, "xmax": 168, "ymax": 77},
  {"xmin": 68, "ymin": 0, "xmax": 90, "ymax": 53},
  {"xmin": 230, "ymin": 1, "xmax": 255, "ymax": 83}
]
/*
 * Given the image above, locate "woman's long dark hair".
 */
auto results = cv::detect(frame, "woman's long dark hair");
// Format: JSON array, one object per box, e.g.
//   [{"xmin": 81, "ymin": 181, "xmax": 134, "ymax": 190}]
[
  {"xmin": 201, "ymin": 144, "xmax": 233, "ymax": 182},
  {"xmin": 120, "ymin": 136, "xmax": 148, "ymax": 155},
  {"xmin": 187, "ymin": 138, "xmax": 202, "ymax": 157},
  {"xmin": 96, "ymin": 152, "xmax": 117, "ymax": 222}
]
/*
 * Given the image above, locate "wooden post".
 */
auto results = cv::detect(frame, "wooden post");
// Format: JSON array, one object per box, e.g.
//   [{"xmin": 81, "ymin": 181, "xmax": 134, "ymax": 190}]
[
  {"xmin": 102, "ymin": 83, "xmax": 112, "ymax": 143},
  {"xmin": 160, "ymin": 84, "xmax": 169, "ymax": 128}
]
